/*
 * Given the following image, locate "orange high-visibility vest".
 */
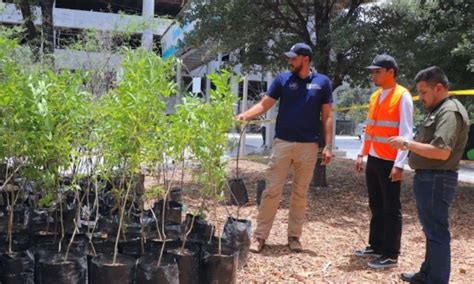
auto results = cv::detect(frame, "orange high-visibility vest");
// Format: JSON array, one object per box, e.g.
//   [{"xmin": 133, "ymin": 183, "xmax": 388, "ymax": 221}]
[{"xmin": 363, "ymin": 84, "xmax": 410, "ymax": 160}]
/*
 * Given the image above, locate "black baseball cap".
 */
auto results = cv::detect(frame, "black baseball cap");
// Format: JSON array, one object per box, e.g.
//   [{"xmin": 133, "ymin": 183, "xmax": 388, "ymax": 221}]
[
  {"xmin": 284, "ymin": 43, "xmax": 313, "ymax": 58},
  {"xmin": 366, "ymin": 54, "xmax": 398, "ymax": 71}
]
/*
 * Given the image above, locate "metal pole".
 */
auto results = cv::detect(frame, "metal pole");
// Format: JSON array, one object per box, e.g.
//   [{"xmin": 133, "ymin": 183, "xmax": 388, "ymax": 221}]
[
  {"xmin": 265, "ymin": 71, "xmax": 275, "ymax": 148},
  {"xmin": 176, "ymin": 58, "xmax": 182, "ymax": 103},
  {"xmin": 205, "ymin": 61, "xmax": 211, "ymax": 103},
  {"xmin": 217, "ymin": 52, "xmax": 222, "ymax": 70},
  {"xmin": 141, "ymin": 0, "xmax": 154, "ymax": 51},
  {"xmin": 239, "ymin": 75, "xmax": 249, "ymax": 157}
]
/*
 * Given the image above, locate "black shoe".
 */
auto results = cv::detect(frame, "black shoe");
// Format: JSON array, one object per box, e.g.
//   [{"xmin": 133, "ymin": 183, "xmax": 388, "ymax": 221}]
[
  {"xmin": 400, "ymin": 272, "xmax": 426, "ymax": 283},
  {"xmin": 354, "ymin": 246, "xmax": 382, "ymax": 257},
  {"xmin": 367, "ymin": 255, "xmax": 398, "ymax": 269}
]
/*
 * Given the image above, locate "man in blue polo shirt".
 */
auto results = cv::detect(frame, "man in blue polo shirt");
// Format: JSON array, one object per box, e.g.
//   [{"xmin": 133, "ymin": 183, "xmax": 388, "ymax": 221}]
[{"xmin": 235, "ymin": 42, "xmax": 334, "ymax": 253}]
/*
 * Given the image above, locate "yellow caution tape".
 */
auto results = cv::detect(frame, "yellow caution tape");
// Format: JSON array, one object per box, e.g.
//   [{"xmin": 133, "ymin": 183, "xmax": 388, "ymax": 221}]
[
  {"xmin": 335, "ymin": 104, "xmax": 369, "ymax": 111},
  {"xmin": 335, "ymin": 89, "xmax": 473, "ymax": 111},
  {"xmin": 234, "ymin": 89, "xmax": 473, "ymax": 119},
  {"xmin": 449, "ymin": 89, "xmax": 474, "ymax": 96}
]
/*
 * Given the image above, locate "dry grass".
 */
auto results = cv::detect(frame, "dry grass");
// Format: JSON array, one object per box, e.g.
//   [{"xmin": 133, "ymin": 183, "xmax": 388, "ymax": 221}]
[{"xmin": 158, "ymin": 157, "xmax": 474, "ymax": 283}]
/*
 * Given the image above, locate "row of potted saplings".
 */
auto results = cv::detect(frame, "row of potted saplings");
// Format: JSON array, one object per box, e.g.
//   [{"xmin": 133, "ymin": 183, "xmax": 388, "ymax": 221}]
[{"xmin": 0, "ymin": 175, "xmax": 252, "ymax": 284}]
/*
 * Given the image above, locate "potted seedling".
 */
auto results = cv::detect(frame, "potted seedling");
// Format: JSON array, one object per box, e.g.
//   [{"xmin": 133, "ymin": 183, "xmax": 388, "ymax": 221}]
[
  {"xmin": 26, "ymin": 68, "xmax": 92, "ymax": 284},
  {"xmin": 188, "ymin": 70, "xmax": 239, "ymax": 283},
  {"xmin": 91, "ymin": 48, "xmax": 176, "ymax": 283},
  {"xmin": 0, "ymin": 34, "xmax": 43, "ymax": 283}
]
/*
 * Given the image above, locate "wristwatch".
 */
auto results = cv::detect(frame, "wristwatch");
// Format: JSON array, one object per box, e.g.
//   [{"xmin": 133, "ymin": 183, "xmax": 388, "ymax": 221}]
[{"xmin": 402, "ymin": 140, "xmax": 409, "ymax": 150}]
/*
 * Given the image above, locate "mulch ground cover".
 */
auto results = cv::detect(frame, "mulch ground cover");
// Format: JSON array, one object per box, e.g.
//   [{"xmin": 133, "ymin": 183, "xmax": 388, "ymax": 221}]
[{"xmin": 158, "ymin": 157, "xmax": 474, "ymax": 283}]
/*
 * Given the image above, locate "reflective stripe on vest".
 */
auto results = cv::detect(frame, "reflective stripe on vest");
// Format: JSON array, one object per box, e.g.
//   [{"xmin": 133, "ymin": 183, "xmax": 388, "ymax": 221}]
[
  {"xmin": 363, "ymin": 84, "xmax": 410, "ymax": 160},
  {"xmin": 366, "ymin": 119, "xmax": 400, "ymax": 128},
  {"xmin": 364, "ymin": 134, "xmax": 389, "ymax": 143}
]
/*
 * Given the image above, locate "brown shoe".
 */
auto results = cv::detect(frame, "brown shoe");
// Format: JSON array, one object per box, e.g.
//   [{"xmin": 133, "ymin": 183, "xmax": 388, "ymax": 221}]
[
  {"xmin": 250, "ymin": 238, "xmax": 265, "ymax": 253},
  {"xmin": 288, "ymin": 237, "xmax": 303, "ymax": 252}
]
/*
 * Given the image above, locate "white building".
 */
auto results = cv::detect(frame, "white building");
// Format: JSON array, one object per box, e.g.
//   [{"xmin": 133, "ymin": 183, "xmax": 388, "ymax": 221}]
[{"xmin": 0, "ymin": 0, "xmax": 181, "ymax": 68}]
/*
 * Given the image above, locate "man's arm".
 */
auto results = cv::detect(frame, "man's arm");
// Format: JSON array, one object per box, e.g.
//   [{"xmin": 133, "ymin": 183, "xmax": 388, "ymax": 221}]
[
  {"xmin": 393, "ymin": 91, "xmax": 414, "ymax": 169},
  {"xmin": 388, "ymin": 137, "xmax": 451, "ymax": 160},
  {"xmin": 389, "ymin": 110, "xmax": 462, "ymax": 161},
  {"xmin": 389, "ymin": 91, "xmax": 414, "ymax": 181},
  {"xmin": 321, "ymin": 103, "xmax": 334, "ymax": 165},
  {"xmin": 235, "ymin": 95, "xmax": 277, "ymax": 121}
]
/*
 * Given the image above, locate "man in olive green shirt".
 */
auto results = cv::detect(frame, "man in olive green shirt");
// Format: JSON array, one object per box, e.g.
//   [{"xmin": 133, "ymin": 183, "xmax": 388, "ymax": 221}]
[{"xmin": 388, "ymin": 66, "xmax": 469, "ymax": 284}]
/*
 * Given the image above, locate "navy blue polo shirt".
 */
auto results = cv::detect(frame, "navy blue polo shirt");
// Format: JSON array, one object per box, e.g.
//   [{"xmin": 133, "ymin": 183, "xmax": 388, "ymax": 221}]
[{"xmin": 266, "ymin": 71, "xmax": 333, "ymax": 143}]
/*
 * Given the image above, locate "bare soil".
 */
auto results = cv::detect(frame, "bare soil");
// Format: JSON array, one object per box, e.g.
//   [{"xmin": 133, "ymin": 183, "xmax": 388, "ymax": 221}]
[{"xmin": 156, "ymin": 157, "xmax": 474, "ymax": 283}]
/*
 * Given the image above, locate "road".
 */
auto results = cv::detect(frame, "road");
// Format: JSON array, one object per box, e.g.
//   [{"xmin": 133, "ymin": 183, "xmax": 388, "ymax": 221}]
[
  {"xmin": 334, "ymin": 135, "xmax": 474, "ymax": 184},
  {"xmin": 229, "ymin": 133, "xmax": 474, "ymax": 184}
]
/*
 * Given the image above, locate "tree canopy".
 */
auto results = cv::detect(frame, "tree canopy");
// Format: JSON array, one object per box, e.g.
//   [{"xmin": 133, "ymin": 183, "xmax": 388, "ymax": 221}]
[{"xmin": 180, "ymin": 0, "xmax": 473, "ymax": 90}]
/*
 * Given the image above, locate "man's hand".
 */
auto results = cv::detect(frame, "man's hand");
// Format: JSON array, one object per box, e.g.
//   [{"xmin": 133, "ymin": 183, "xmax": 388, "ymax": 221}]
[
  {"xmin": 389, "ymin": 166, "xmax": 404, "ymax": 182},
  {"xmin": 388, "ymin": 136, "xmax": 406, "ymax": 150},
  {"xmin": 234, "ymin": 113, "xmax": 250, "ymax": 121},
  {"xmin": 355, "ymin": 155, "xmax": 364, "ymax": 173},
  {"xmin": 321, "ymin": 147, "xmax": 332, "ymax": 165}
]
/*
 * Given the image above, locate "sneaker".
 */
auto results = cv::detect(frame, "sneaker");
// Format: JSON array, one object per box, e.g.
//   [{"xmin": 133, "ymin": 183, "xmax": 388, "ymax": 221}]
[
  {"xmin": 354, "ymin": 246, "xmax": 382, "ymax": 257},
  {"xmin": 368, "ymin": 256, "xmax": 398, "ymax": 269},
  {"xmin": 288, "ymin": 237, "xmax": 303, "ymax": 252},
  {"xmin": 400, "ymin": 272, "xmax": 426, "ymax": 283},
  {"xmin": 250, "ymin": 238, "xmax": 265, "ymax": 253}
]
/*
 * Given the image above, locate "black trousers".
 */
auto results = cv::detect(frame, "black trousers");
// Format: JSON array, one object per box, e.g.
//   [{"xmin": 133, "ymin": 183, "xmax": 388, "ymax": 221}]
[{"xmin": 366, "ymin": 155, "xmax": 402, "ymax": 258}]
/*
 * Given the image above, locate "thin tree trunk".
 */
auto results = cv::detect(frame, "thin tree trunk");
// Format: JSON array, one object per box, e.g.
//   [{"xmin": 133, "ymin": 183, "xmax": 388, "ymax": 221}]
[
  {"xmin": 39, "ymin": 0, "xmax": 55, "ymax": 56},
  {"xmin": 17, "ymin": 0, "xmax": 40, "ymax": 58}
]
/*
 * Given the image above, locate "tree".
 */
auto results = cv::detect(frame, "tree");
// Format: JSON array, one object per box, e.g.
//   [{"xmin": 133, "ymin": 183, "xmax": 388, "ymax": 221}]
[
  {"xmin": 16, "ymin": 0, "xmax": 55, "ymax": 60},
  {"xmin": 180, "ymin": 0, "xmax": 473, "ymax": 186},
  {"xmin": 181, "ymin": 0, "xmax": 382, "ymax": 187},
  {"xmin": 367, "ymin": 0, "xmax": 473, "ymax": 90},
  {"xmin": 180, "ymin": 0, "xmax": 379, "ymax": 89},
  {"xmin": 180, "ymin": 0, "xmax": 472, "ymax": 89}
]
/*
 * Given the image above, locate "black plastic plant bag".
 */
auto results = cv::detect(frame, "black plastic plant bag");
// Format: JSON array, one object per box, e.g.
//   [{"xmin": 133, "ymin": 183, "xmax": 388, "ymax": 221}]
[
  {"xmin": 90, "ymin": 254, "xmax": 136, "ymax": 284},
  {"xmin": 119, "ymin": 238, "xmax": 145, "ymax": 259},
  {"xmin": 0, "ymin": 204, "xmax": 30, "ymax": 234},
  {"xmin": 97, "ymin": 215, "xmax": 119, "ymax": 238},
  {"xmin": 228, "ymin": 178, "xmax": 249, "ymax": 206},
  {"xmin": 154, "ymin": 200, "xmax": 182, "ymax": 225},
  {"xmin": 34, "ymin": 239, "xmax": 85, "ymax": 261},
  {"xmin": 201, "ymin": 241, "xmax": 238, "ymax": 284},
  {"xmin": 32, "ymin": 232, "xmax": 60, "ymax": 248},
  {"xmin": 124, "ymin": 220, "xmax": 142, "ymax": 239},
  {"xmin": 84, "ymin": 240, "xmax": 114, "ymax": 284},
  {"xmin": 84, "ymin": 239, "xmax": 114, "ymax": 257},
  {"xmin": 36, "ymin": 252, "xmax": 87, "ymax": 284},
  {"xmin": 221, "ymin": 217, "xmax": 252, "ymax": 268},
  {"xmin": 144, "ymin": 222, "xmax": 182, "ymax": 241},
  {"xmin": 29, "ymin": 208, "xmax": 57, "ymax": 235},
  {"xmin": 168, "ymin": 242, "xmax": 201, "ymax": 284},
  {"xmin": 0, "ymin": 232, "xmax": 31, "ymax": 252},
  {"xmin": 62, "ymin": 203, "xmax": 78, "ymax": 235},
  {"xmin": 0, "ymin": 250, "xmax": 35, "ymax": 284},
  {"xmin": 147, "ymin": 239, "xmax": 180, "ymax": 255},
  {"xmin": 182, "ymin": 214, "xmax": 214, "ymax": 244},
  {"xmin": 135, "ymin": 253, "xmax": 179, "ymax": 284},
  {"xmin": 168, "ymin": 187, "xmax": 182, "ymax": 203}
]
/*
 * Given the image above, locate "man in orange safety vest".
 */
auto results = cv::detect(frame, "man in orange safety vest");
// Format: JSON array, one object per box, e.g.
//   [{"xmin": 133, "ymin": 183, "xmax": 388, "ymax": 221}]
[{"xmin": 354, "ymin": 54, "xmax": 413, "ymax": 269}]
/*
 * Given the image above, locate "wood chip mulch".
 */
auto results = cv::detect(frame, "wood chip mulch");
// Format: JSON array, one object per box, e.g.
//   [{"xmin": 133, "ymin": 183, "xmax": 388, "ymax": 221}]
[{"xmin": 159, "ymin": 157, "xmax": 474, "ymax": 283}]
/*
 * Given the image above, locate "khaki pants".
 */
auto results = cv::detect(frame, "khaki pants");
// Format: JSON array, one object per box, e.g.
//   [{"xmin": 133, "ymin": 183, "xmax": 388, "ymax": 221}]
[{"xmin": 254, "ymin": 138, "xmax": 318, "ymax": 240}]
